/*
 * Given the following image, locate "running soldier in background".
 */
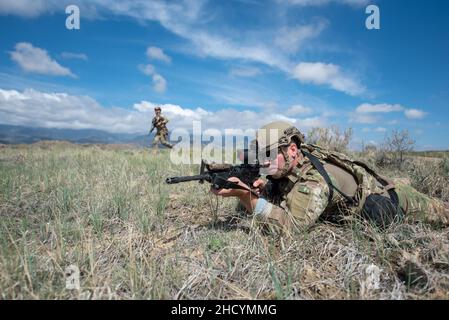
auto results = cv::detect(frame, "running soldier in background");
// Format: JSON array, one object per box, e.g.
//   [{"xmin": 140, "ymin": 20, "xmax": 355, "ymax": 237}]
[{"xmin": 149, "ymin": 106, "xmax": 173, "ymax": 149}]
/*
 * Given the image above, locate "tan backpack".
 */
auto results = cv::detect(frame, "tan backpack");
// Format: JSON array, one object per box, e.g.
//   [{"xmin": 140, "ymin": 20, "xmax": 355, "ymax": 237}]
[{"xmin": 299, "ymin": 143, "xmax": 404, "ymax": 228}]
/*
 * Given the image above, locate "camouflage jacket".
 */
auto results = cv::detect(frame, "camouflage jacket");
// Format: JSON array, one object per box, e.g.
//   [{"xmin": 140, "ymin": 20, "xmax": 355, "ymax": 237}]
[
  {"xmin": 151, "ymin": 115, "xmax": 169, "ymax": 133},
  {"xmin": 257, "ymin": 144, "xmax": 394, "ymax": 234}
]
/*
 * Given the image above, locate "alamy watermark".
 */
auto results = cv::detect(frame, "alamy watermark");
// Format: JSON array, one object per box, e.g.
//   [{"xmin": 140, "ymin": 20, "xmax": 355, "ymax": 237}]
[
  {"xmin": 66, "ymin": 5, "xmax": 80, "ymax": 30},
  {"xmin": 366, "ymin": 4, "xmax": 380, "ymax": 30},
  {"xmin": 65, "ymin": 264, "xmax": 80, "ymax": 290},
  {"xmin": 166, "ymin": 121, "xmax": 280, "ymax": 175},
  {"xmin": 63, "ymin": 4, "xmax": 379, "ymax": 31}
]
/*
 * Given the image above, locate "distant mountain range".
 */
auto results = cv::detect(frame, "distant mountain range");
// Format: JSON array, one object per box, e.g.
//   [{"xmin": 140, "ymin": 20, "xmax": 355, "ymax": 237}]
[
  {"xmin": 0, "ymin": 124, "xmax": 247, "ymax": 148},
  {"xmin": 0, "ymin": 124, "xmax": 153, "ymax": 146},
  {"xmin": 1, "ymin": 124, "xmax": 445, "ymax": 154}
]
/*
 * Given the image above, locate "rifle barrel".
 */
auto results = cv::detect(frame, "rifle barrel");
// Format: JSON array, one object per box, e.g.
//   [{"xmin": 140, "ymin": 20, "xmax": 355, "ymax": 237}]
[{"xmin": 165, "ymin": 174, "xmax": 211, "ymax": 184}]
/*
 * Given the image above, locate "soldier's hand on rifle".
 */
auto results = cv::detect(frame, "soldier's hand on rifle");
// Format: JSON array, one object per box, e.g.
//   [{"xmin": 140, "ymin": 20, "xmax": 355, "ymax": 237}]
[
  {"xmin": 211, "ymin": 177, "xmax": 260, "ymax": 213},
  {"xmin": 210, "ymin": 177, "xmax": 250, "ymax": 199},
  {"xmin": 252, "ymin": 179, "xmax": 266, "ymax": 196}
]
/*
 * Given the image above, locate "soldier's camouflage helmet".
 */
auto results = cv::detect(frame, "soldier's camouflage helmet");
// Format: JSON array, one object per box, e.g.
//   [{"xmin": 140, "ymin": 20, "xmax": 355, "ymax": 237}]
[
  {"xmin": 154, "ymin": 106, "xmax": 161, "ymax": 111},
  {"xmin": 256, "ymin": 121, "xmax": 305, "ymax": 153}
]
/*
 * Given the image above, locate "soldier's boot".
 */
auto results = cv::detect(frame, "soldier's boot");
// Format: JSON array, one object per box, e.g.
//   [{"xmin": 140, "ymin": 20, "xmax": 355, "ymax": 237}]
[
  {"xmin": 411, "ymin": 199, "xmax": 449, "ymax": 227},
  {"xmin": 395, "ymin": 183, "xmax": 449, "ymax": 227},
  {"xmin": 163, "ymin": 142, "xmax": 174, "ymax": 149},
  {"xmin": 160, "ymin": 134, "xmax": 173, "ymax": 149}
]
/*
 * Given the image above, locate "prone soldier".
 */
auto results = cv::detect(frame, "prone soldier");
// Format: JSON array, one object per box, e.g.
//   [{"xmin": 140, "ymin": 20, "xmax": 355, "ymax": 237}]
[{"xmin": 211, "ymin": 121, "xmax": 449, "ymax": 236}]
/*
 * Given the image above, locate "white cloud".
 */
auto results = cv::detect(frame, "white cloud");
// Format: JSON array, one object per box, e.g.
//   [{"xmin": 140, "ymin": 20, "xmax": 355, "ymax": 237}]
[
  {"xmin": 405, "ymin": 109, "xmax": 427, "ymax": 119},
  {"xmin": 0, "ymin": 0, "xmax": 101, "ymax": 18},
  {"xmin": 294, "ymin": 62, "xmax": 338, "ymax": 83},
  {"xmin": 191, "ymin": 31, "xmax": 291, "ymax": 72},
  {"xmin": 152, "ymin": 74, "xmax": 167, "ymax": 93},
  {"xmin": 133, "ymin": 101, "xmax": 210, "ymax": 120},
  {"xmin": 139, "ymin": 64, "xmax": 155, "ymax": 76},
  {"xmin": 229, "ymin": 66, "xmax": 262, "ymax": 78},
  {"xmin": 293, "ymin": 62, "xmax": 365, "ymax": 95},
  {"xmin": 146, "ymin": 46, "xmax": 171, "ymax": 63},
  {"xmin": 138, "ymin": 64, "xmax": 167, "ymax": 93},
  {"xmin": 0, "ymin": 88, "xmax": 145, "ymax": 133},
  {"xmin": 356, "ymin": 103, "xmax": 403, "ymax": 113},
  {"xmin": 275, "ymin": 21, "xmax": 328, "ymax": 54},
  {"xmin": 350, "ymin": 114, "xmax": 378, "ymax": 124},
  {"xmin": 286, "ymin": 104, "xmax": 313, "ymax": 116},
  {"xmin": 61, "ymin": 52, "xmax": 88, "ymax": 61},
  {"xmin": 10, "ymin": 42, "xmax": 76, "ymax": 78},
  {"xmin": 297, "ymin": 117, "xmax": 327, "ymax": 128},
  {"xmin": 355, "ymin": 103, "xmax": 428, "ymax": 120},
  {"xmin": 0, "ymin": 88, "xmax": 328, "ymax": 136},
  {"xmin": 0, "ymin": 0, "xmax": 50, "ymax": 17},
  {"xmin": 0, "ymin": 89, "xmax": 29, "ymax": 101}
]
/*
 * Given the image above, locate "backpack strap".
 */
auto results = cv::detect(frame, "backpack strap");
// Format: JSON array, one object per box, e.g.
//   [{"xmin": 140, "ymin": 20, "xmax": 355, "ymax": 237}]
[{"xmin": 301, "ymin": 150, "xmax": 358, "ymax": 206}]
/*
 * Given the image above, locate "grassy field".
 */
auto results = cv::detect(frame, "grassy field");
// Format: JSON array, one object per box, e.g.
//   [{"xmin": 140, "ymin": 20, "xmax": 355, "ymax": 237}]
[
  {"xmin": 406, "ymin": 151, "xmax": 449, "ymax": 159},
  {"xmin": 1, "ymin": 141, "xmax": 449, "ymax": 299}
]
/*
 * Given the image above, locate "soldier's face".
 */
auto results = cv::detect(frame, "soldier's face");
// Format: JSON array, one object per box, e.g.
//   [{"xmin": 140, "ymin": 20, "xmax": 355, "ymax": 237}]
[
  {"xmin": 265, "ymin": 143, "xmax": 298, "ymax": 178},
  {"xmin": 155, "ymin": 110, "xmax": 161, "ymax": 115},
  {"xmin": 265, "ymin": 152, "xmax": 285, "ymax": 178}
]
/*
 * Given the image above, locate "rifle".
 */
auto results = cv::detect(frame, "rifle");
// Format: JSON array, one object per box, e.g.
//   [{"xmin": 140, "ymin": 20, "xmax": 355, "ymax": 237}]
[
  {"xmin": 166, "ymin": 149, "xmax": 264, "ymax": 196},
  {"xmin": 149, "ymin": 116, "xmax": 167, "ymax": 135}
]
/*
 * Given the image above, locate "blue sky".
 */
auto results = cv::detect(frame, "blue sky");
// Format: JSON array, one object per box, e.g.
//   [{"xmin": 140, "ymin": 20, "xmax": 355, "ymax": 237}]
[{"xmin": 0, "ymin": 0, "xmax": 448, "ymax": 150}]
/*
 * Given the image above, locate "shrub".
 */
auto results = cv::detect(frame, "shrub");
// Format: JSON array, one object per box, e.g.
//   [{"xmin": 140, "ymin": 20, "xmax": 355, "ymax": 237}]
[
  {"xmin": 307, "ymin": 126, "xmax": 353, "ymax": 153},
  {"xmin": 382, "ymin": 130, "xmax": 415, "ymax": 169}
]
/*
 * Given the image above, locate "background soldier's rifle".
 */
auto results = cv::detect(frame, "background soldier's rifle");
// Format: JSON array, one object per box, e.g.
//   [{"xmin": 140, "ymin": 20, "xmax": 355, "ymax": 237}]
[{"xmin": 149, "ymin": 116, "xmax": 164, "ymax": 135}]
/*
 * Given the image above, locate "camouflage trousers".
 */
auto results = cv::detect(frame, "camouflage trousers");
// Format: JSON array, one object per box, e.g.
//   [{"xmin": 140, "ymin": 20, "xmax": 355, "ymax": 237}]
[
  {"xmin": 395, "ymin": 183, "xmax": 449, "ymax": 226},
  {"xmin": 152, "ymin": 131, "xmax": 173, "ymax": 149}
]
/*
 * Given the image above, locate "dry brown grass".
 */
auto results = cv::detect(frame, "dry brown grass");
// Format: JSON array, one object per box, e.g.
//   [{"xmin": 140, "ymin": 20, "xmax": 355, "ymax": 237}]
[{"xmin": 1, "ymin": 142, "xmax": 448, "ymax": 299}]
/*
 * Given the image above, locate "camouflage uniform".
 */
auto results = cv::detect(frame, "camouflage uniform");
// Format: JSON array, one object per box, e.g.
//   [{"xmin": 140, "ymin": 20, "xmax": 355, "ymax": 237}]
[
  {"xmin": 150, "ymin": 110, "xmax": 173, "ymax": 149},
  {"xmin": 253, "ymin": 122, "xmax": 449, "ymax": 235}
]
